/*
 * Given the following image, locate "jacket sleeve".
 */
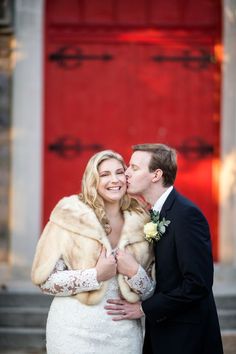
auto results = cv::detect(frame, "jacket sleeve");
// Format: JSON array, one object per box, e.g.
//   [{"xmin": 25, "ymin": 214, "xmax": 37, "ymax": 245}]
[
  {"xmin": 31, "ymin": 221, "xmax": 70, "ymax": 285},
  {"xmin": 142, "ymin": 205, "xmax": 213, "ymax": 323},
  {"xmin": 125, "ymin": 265, "xmax": 155, "ymax": 300},
  {"xmin": 39, "ymin": 258, "xmax": 101, "ymax": 296}
]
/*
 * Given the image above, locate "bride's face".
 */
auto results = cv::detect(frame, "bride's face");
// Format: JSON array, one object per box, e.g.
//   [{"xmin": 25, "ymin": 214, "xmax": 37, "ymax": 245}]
[{"xmin": 97, "ymin": 158, "xmax": 127, "ymax": 204}]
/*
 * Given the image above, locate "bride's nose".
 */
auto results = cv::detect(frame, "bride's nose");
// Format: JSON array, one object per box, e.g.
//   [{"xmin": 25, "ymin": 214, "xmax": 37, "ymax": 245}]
[{"xmin": 110, "ymin": 173, "xmax": 119, "ymax": 182}]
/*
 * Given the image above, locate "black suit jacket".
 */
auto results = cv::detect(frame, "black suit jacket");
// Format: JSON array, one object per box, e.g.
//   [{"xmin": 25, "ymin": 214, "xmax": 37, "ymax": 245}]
[{"xmin": 142, "ymin": 188, "xmax": 223, "ymax": 354}]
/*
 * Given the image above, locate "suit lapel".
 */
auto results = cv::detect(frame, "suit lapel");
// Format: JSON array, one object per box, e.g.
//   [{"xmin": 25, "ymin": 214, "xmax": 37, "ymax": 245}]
[
  {"xmin": 160, "ymin": 187, "xmax": 177, "ymax": 218},
  {"xmin": 153, "ymin": 189, "xmax": 177, "ymax": 252}
]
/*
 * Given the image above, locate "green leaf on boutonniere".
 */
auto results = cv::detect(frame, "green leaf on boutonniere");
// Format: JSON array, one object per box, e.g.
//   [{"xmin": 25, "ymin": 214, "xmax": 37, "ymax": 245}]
[{"xmin": 143, "ymin": 210, "xmax": 171, "ymax": 243}]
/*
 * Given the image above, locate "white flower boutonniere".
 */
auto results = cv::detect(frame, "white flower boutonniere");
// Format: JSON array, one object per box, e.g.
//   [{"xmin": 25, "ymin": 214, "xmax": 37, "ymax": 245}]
[{"xmin": 144, "ymin": 210, "xmax": 171, "ymax": 243}]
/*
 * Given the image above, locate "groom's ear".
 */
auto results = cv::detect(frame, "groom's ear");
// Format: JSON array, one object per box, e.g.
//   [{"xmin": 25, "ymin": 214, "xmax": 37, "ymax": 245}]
[{"xmin": 152, "ymin": 169, "xmax": 163, "ymax": 183}]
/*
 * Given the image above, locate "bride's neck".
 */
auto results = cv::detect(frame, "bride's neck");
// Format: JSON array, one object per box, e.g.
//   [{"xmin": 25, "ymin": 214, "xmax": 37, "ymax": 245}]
[{"xmin": 104, "ymin": 202, "xmax": 122, "ymax": 219}]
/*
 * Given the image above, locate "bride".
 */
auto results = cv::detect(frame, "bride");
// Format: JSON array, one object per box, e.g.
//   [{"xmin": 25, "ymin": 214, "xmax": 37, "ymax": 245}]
[{"xmin": 31, "ymin": 150, "xmax": 155, "ymax": 354}]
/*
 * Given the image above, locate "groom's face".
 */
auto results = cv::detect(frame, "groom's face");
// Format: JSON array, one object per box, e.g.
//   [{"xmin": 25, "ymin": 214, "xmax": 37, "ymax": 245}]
[{"xmin": 125, "ymin": 151, "xmax": 154, "ymax": 197}]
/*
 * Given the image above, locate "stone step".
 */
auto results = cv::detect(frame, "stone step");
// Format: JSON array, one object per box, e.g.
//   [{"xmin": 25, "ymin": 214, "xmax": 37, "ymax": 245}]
[
  {"xmin": 0, "ymin": 307, "xmax": 48, "ymax": 328},
  {"xmin": 1, "ymin": 292, "xmax": 235, "ymax": 308},
  {"xmin": 0, "ymin": 327, "xmax": 46, "ymax": 349},
  {"xmin": 0, "ymin": 351, "xmax": 46, "ymax": 354},
  {"xmin": 215, "ymin": 295, "xmax": 236, "ymax": 310},
  {"xmin": 0, "ymin": 292, "xmax": 52, "ymax": 308},
  {"xmin": 1, "ymin": 307, "xmax": 235, "ymax": 330},
  {"xmin": 221, "ymin": 330, "xmax": 236, "ymax": 354},
  {"xmin": 0, "ymin": 350, "xmax": 46, "ymax": 354},
  {"xmin": 218, "ymin": 309, "xmax": 236, "ymax": 330},
  {"xmin": 0, "ymin": 328, "xmax": 235, "ymax": 352}
]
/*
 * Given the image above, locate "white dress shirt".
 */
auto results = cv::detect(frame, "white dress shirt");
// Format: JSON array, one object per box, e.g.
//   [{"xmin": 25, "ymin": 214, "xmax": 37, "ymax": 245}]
[{"xmin": 152, "ymin": 186, "xmax": 173, "ymax": 213}]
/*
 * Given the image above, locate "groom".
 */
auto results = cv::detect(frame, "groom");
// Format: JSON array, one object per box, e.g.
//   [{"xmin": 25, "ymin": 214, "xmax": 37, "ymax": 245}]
[{"xmin": 105, "ymin": 143, "xmax": 223, "ymax": 354}]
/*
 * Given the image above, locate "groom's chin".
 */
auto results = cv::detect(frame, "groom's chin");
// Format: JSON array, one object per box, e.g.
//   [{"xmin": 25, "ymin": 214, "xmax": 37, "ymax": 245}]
[
  {"xmin": 127, "ymin": 186, "xmax": 142, "ymax": 199},
  {"xmin": 126, "ymin": 187, "xmax": 136, "ymax": 196}
]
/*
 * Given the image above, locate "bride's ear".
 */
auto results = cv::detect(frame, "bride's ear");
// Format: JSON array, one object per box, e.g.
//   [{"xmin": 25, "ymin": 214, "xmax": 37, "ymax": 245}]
[{"xmin": 152, "ymin": 169, "xmax": 163, "ymax": 183}]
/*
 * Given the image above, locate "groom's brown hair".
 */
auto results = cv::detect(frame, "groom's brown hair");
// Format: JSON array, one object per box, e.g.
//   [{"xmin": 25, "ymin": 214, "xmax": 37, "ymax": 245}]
[{"xmin": 132, "ymin": 143, "xmax": 177, "ymax": 187}]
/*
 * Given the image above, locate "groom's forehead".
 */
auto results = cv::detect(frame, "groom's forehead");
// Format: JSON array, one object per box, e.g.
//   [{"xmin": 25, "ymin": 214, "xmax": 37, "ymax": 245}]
[{"xmin": 129, "ymin": 151, "xmax": 152, "ymax": 165}]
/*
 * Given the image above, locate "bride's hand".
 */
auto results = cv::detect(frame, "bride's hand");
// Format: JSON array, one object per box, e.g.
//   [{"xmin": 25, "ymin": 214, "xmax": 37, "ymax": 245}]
[
  {"xmin": 116, "ymin": 249, "xmax": 139, "ymax": 278},
  {"xmin": 96, "ymin": 247, "xmax": 117, "ymax": 282}
]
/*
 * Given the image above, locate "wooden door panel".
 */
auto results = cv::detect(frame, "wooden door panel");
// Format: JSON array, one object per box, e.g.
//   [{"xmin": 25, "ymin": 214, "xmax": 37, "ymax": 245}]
[{"xmin": 44, "ymin": 29, "xmax": 220, "ymax": 259}]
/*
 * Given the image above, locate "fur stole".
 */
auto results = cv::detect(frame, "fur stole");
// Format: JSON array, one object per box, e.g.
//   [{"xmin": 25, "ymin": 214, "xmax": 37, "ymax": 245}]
[{"xmin": 31, "ymin": 195, "xmax": 153, "ymax": 305}]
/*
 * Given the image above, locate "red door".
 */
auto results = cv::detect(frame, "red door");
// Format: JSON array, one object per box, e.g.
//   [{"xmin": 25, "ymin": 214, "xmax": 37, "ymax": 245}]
[{"xmin": 44, "ymin": 0, "xmax": 221, "ymax": 259}]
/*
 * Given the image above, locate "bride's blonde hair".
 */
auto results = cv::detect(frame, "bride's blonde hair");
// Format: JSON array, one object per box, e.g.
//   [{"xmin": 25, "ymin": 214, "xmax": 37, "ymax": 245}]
[{"xmin": 79, "ymin": 150, "xmax": 143, "ymax": 234}]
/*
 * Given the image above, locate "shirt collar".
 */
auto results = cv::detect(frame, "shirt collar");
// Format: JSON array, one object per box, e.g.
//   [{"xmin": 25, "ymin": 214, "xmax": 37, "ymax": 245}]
[{"xmin": 152, "ymin": 186, "xmax": 173, "ymax": 213}]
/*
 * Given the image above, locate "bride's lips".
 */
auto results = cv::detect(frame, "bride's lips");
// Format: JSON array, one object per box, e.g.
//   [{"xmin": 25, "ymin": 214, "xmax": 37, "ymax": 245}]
[{"xmin": 107, "ymin": 186, "xmax": 122, "ymax": 190}]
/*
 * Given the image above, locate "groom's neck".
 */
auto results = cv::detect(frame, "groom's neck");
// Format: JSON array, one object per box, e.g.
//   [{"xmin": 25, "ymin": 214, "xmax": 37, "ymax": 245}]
[{"xmin": 144, "ymin": 185, "xmax": 169, "ymax": 207}]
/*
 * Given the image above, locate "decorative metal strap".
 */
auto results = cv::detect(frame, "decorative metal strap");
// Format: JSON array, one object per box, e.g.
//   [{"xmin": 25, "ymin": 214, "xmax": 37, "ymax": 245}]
[
  {"xmin": 176, "ymin": 137, "xmax": 214, "ymax": 159},
  {"xmin": 49, "ymin": 46, "xmax": 113, "ymax": 69},
  {"xmin": 48, "ymin": 136, "xmax": 103, "ymax": 158},
  {"xmin": 152, "ymin": 50, "xmax": 216, "ymax": 69}
]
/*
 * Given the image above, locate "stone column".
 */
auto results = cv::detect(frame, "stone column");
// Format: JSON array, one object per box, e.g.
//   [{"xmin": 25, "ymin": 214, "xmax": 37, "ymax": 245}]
[
  {"xmin": 219, "ymin": 0, "xmax": 236, "ymax": 264},
  {"xmin": 9, "ymin": 0, "xmax": 44, "ymax": 283}
]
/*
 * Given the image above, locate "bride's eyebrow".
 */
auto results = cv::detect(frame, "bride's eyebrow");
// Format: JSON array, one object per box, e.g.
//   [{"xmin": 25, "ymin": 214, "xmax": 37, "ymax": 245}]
[{"xmin": 99, "ymin": 170, "xmax": 110, "ymax": 174}]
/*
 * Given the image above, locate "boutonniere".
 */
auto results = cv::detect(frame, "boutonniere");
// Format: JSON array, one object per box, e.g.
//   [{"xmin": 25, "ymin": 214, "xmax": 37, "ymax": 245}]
[{"xmin": 144, "ymin": 210, "xmax": 171, "ymax": 243}]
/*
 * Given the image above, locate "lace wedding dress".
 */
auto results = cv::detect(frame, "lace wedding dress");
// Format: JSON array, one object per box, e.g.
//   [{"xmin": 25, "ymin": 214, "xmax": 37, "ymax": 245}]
[{"xmin": 40, "ymin": 258, "xmax": 154, "ymax": 354}]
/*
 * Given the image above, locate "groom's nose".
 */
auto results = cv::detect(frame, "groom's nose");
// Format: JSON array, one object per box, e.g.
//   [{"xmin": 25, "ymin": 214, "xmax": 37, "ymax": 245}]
[{"xmin": 125, "ymin": 167, "xmax": 131, "ymax": 177}]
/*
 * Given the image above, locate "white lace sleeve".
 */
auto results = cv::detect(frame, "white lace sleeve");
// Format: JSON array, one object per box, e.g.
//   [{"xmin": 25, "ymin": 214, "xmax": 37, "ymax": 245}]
[
  {"xmin": 125, "ymin": 265, "xmax": 156, "ymax": 300},
  {"xmin": 39, "ymin": 259, "xmax": 101, "ymax": 296}
]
